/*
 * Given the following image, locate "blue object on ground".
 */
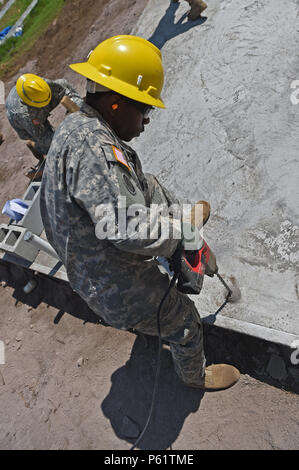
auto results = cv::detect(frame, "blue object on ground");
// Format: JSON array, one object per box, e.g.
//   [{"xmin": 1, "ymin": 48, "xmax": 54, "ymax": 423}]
[
  {"xmin": 0, "ymin": 26, "xmax": 12, "ymax": 40},
  {"xmin": 2, "ymin": 199, "xmax": 29, "ymax": 222},
  {"xmin": 14, "ymin": 26, "xmax": 23, "ymax": 37}
]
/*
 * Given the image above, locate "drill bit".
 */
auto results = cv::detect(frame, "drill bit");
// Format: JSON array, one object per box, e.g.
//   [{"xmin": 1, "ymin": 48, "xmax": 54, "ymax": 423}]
[{"xmin": 216, "ymin": 273, "xmax": 241, "ymax": 303}]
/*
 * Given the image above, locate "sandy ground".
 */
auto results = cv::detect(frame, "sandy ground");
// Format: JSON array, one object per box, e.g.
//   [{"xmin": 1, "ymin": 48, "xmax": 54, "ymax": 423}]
[
  {"xmin": 0, "ymin": 0, "xmax": 298, "ymax": 451},
  {"xmin": 0, "ymin": 261, "xmax": 299, "ymax": 450}
]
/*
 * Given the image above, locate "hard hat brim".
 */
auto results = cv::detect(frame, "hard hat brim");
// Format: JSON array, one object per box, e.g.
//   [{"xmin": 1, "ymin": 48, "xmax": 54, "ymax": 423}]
[{"xmin": 69, "ymin": 62, "xmax": 165, "ymax": 109}]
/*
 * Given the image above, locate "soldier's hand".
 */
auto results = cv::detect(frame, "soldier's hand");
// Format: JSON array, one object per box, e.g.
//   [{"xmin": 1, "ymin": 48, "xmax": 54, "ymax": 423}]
[{"xmin": 183, "ymin": 200, "xmax": 211, "ymax": 229}]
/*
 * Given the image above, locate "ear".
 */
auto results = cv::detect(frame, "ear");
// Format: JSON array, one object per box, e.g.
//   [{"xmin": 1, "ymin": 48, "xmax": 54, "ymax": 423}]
[{"xmin": 107, "ymin": 93, "xmax": 121, "ymax": 116}]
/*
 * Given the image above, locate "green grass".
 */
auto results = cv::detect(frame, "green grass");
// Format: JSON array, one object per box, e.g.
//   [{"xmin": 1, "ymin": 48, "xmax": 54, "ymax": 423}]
[
  {"xmin": 0, "ymin": 0, "xmax": 14, "ymax": 12},
  {"xmin": 0, "ymin": 0, "xmax": 32, "ymax": 32},
  {"xmin": 0, "ymin": 0, "xmax": 64, "ymax": 78}
]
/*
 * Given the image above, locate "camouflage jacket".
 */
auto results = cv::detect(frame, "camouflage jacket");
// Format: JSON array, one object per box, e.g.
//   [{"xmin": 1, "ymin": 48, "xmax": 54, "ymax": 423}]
[
  {"xmin": 5, "ymin": 78, "xmax": 83, "ymax": 154},
  {"xmin": 40, "ymin": 103, "xmax": 183, "ymax": 328}
]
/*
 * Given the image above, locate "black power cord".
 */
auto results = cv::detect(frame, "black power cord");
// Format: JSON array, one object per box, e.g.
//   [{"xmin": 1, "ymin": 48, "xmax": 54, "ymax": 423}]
[
  {"xmin": 129, "ymin": 269, "xmax": 233, "ymax": 450},
  {"xmin": 130, "ymin": 273, "xmax": 178, "ymax": 450}
]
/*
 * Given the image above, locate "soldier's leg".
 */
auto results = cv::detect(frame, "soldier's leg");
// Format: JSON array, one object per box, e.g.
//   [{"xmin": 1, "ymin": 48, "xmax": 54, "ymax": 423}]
[
  {"xmin": 130, "ymin": 174, "xmax": 206, "ymax": 385},
  {"xmin": 167, "ymin": 297, "xmax": 206, "ymax": 386},
  {"xmin": 134, "ymin": 277, "xmax": 206, "ymax": 386}
]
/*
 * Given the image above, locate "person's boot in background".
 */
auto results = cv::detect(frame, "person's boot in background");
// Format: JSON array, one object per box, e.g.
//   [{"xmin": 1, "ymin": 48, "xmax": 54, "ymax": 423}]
[{"xmin": 187, "ymin": 0, "xmax": 207, "ymax": 20}]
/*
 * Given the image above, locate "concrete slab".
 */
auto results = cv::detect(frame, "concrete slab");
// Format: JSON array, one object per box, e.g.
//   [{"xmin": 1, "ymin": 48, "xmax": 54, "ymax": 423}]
[{"xmin": 131, "ymin": 0, "xmax": 299, "ymax": 346}]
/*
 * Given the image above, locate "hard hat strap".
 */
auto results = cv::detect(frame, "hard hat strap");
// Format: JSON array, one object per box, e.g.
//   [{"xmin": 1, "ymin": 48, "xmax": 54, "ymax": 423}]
[{"xmin": 86, "ymin": 79, "xmax": 111, "ymax": 94}]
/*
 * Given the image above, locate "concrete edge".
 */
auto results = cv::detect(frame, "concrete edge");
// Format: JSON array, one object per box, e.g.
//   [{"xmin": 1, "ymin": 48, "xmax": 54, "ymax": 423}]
[
  {"xmin": 1, "ymin": 249, "xmax": 297, "ymax": 348},
  {"xmin": 203, "ymin": 314, "xmax": 299, "ymax": 348}
]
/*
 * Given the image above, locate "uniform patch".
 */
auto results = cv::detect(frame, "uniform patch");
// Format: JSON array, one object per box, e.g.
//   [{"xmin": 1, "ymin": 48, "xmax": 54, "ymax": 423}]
[
  {"xmin": 112, "ymin": 145, "xmax": 131, "ymax": 171},
  {"xmin": 122, "ymin": 174, "xmax": 136, "ymax": 195}
]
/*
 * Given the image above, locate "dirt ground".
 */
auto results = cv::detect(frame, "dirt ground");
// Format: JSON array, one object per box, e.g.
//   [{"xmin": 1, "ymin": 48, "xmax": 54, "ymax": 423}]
[{"xmin": 0, "ymin": 0, "xmax": 298, "ymax": 451}]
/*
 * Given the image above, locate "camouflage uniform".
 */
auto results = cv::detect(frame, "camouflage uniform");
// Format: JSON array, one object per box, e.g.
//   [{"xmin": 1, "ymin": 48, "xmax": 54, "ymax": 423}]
[
  {"xmin": 5, "ymin": 78, "xmax": 83, "ymax": 155},
  {"xmin": 40, "ymin": 103, "xmax": 206, "ymax": 386}
]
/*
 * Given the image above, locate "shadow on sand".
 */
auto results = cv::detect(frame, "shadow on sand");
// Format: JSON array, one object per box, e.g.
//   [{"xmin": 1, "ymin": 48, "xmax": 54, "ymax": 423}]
[
  {"xmin": 1, "ymin": 258, "xmax": 297, "ymax": 451},
  {"xmin": 101, "ymin": 334, "xmax": 204, "ymax": 450}
]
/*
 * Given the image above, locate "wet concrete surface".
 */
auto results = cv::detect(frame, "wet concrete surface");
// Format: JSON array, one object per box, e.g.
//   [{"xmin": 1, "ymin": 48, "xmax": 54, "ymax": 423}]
[{"xmin": 131, "ymin": 0, "xmax": 299, "ymax": 347}]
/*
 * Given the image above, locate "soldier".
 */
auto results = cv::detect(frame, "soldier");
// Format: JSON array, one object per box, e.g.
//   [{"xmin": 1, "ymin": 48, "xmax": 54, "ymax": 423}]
[
  {"xmin": 40, "ymin": 35, "xmax": 240, "ymax": 390},
  {"xmin": 173, "ymin": 0, "xmax": 207, "ymax": 21},
  {"xmin": 5, "ymin": 74, "xmax": 83, "ymax": 178}
]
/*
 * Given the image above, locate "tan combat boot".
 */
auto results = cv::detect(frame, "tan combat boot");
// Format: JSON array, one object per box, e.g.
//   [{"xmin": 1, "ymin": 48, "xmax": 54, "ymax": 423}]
[
  {"xmin": 189, "ymin": 364, "xmax": 240, "ymax": 390},
  {"xmin": 187, "ymin": 0, "xmax": 208, "ymax": 20}
]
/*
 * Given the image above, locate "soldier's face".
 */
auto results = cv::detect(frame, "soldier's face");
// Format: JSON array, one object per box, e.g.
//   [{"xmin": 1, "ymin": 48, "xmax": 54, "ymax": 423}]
[{"xmin": 114, "ymin": 97, "xmax": 151, "ymax": 141}]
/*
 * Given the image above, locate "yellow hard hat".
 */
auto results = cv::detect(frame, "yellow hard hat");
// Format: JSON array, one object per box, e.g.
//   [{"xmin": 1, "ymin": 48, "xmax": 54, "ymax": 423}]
[
  {"xmin": 69, "ymin": 35, "xmax": 165, "ymax": 108},
  {"xmin": 16, "ymin": 74, "xmax": 52, "ymax": 108}
]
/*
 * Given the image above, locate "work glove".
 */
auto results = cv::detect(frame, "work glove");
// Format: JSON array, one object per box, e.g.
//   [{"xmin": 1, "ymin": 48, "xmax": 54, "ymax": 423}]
[{"xmin": 184, "ymin": 200, "xmax": 211, "ymax": 229}]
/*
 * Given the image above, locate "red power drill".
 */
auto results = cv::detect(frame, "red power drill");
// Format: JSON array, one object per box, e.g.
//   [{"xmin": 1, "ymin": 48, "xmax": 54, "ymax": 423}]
[{"xmin": 172, "ymin": 239, "xmax": 218, "ymax": 295}]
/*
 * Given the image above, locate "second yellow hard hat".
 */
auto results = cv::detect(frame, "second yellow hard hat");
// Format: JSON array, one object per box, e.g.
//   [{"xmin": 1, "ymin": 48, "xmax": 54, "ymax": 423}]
[
  {"xmin": 16, "ymin": 74, "xmax": 52, "ymax": 108},
  {"xmin": 69, "ymin": 35, "xmax": 165, "ymax": 108}
]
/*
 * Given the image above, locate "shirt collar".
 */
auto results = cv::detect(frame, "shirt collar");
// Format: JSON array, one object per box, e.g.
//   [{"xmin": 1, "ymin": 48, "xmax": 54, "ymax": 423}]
[{"xmin": 81, "ymin": 101, "xmax": 135, "ymax": 157}]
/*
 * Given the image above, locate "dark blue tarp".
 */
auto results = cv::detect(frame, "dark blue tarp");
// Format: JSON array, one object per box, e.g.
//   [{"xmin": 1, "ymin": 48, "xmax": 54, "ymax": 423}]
[{"xmin": 0, "ymin": 26, "xmax": 12, "ymax": 40}]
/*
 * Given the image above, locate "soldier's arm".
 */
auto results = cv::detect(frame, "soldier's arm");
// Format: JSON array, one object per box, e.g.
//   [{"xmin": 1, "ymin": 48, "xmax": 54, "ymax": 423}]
[
  {"xmin": 14, "ymin": 112, "xmax": 54, "ymax": 155},
  {"xmin": 10, "ymin": 123, "xmax": 31, "ymax": 142},
  {"xmin": 69, "ymin": 135, "xmax": 182, "ymax": 258},
  {"xmin": 47, "ymin": 79, "xmax": 84, "ymax": 109},
  {"xmin": 33, "ymin": 124, "xmax": 55, "ymax": 155},
  {"xmin": 144, "ymin": 172, "xmax": 181, "ymax": 207}
]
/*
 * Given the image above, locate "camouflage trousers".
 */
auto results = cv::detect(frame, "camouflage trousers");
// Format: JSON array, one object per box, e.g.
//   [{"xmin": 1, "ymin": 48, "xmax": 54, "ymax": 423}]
[
  {"xmin": 133, "ymin": 277, "xmax": 206, "ymax": 386},
  {"xmin": 131, "ymin": 174, "xmax": 206, "ymax": 386}
]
